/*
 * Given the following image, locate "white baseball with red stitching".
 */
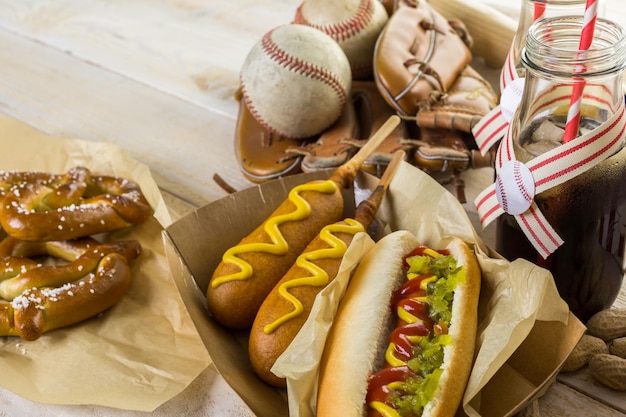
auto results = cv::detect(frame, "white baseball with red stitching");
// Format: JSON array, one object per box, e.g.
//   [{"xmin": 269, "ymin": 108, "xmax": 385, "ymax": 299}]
[
  {"xmin": 240, "ymin": 24, "xmax": 352, "ymax": 139},
  {"xmin": 495, "ymin": 160, "xmax": 535, "ymax": 215},
  {"xmin": 294, "ymin": 0, "xmax": 388, "ymax": 80}
]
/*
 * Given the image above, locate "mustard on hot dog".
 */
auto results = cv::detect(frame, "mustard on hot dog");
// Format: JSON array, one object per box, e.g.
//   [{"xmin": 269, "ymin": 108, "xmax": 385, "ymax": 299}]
[{"xmin": 317, "ymin": 230, "xmax": 481, "ymax": 417}]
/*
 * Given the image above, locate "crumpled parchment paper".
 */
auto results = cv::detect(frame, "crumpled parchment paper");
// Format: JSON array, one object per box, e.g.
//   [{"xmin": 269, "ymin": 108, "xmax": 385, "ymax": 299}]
[
  {"xmin": 272, "ymin": 161, "xmax": 571, "ymax": 417},
  {"xmin": 0, "ymin": 117, "xmax": 211, "ymax": 412}
]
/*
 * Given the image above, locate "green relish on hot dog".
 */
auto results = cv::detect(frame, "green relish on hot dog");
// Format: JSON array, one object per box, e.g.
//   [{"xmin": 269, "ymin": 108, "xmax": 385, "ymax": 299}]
[{"xmin": 317, "ymin": 230, "xmax": 481, "ymax": 417}]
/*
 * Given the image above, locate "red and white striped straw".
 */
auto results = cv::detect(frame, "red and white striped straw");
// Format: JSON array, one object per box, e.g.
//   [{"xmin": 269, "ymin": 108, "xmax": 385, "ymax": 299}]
[
  {"xmin": 562, "ymin": 0, "xmax": 599, "ymax": 143},
  {"xmin": 534, "ymin": 2, "xmax": 546, "ymax": 21}
]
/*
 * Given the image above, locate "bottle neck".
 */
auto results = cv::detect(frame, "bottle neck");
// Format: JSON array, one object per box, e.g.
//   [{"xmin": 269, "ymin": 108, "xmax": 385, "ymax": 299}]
[
  {"xmin": 524, "ymin": 17, "xmax": 626, "ymax": 77},
  {"xmin": 512, "ymin": 0, "xmax": 592, "ymax": 71},
  {"xmin": 514, "ymin": 17, "xmax": 626, "ymax": 158}
]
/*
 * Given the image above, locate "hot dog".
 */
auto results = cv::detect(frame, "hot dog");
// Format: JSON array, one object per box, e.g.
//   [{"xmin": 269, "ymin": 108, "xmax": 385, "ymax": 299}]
[
  {"xmin": 206, "ymin": 116, "xmax": 400, "ymax": 329},
  {"xmin": 317, "ymin": 230, "xmax": 481, "ymax": 417},
  {"xmin": 248, "ymin": 151, "xmax": 405, "ymax": 387}
]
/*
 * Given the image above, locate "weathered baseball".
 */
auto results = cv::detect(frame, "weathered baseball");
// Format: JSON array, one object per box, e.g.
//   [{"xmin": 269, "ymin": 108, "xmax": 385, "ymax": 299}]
[
  {"xmin": 240, "ymin": 24, "xmax": 352, "ymax": 139},
  {"xmin": 294, "ymin": 0, "xmax": 388, "ymax": 79},
  {"xmin": 495, "ymin": 160, "xmax": 535, "ymax": 215}
]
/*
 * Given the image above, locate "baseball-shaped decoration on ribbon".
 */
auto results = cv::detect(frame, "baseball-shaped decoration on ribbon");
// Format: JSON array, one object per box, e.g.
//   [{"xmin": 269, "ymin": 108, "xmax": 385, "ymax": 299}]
[
  {"xmin": 500, "ymin": 78, "xmax": 525, "ymax": 123},
  {"xmin": 495, "ymin": 160, "xmax": 535, "ymax": 215},
  {"xmin": 240, "ymin": 24, "xmax": 352, "ymax": 139},
  {"xmin": 294, "ymin": 0, "xmax": 389, "ymax": 79}
]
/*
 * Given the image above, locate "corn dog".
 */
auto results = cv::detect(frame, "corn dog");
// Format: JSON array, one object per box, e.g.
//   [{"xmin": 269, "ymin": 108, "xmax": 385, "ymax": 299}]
[
  {"xmin": 248, "ymin": 151, "xmax": 405, "ymax": 387},
  {"xmin": 207, "ymin": 116, "xmax": 401, "ymax": 329}
]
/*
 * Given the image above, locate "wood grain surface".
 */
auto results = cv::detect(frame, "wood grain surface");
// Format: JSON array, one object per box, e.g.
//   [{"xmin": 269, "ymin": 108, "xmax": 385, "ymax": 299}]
[{"xmin": 0, "ymin": 0, "xmax": 624, "ymax": 416}]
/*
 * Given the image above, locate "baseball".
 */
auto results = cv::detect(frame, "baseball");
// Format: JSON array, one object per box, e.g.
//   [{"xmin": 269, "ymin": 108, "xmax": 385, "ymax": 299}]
[
  {"xmin": 240, "ymin": 24, "xmax": 352, "ymax": 139},
  {"xmin": 495, "ymin": 160, "xmax": 535, "ymax": 215},
  {"xmin": 294, "ymin": 0, "xmax": 388, "ymax": 79}
]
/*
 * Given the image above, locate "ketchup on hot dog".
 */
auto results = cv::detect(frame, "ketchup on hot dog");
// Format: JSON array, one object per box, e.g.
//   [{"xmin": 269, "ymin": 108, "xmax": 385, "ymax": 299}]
[{"xmin": 366, "ymin": 246, "xmax": 466, "ymax": 417}]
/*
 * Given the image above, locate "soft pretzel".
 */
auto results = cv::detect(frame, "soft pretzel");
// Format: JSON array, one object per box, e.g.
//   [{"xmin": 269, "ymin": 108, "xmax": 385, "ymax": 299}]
[
  {"xmin": 0, "ymin": 166, "xmax": 153, "ymax": 241},
  {"xmin": 0, "ymin": 236, "xmax": 141, "ymax": 341}
]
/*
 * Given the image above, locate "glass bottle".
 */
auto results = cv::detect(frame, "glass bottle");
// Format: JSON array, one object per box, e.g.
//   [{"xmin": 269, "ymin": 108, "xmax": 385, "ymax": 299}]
[
  {"xmin": 496, "ymin": 16, "xmax": 626, "ymax": 322},
  {"xmin": 502, "ymin": 0, "xmax": 604, "ymax": 91}
]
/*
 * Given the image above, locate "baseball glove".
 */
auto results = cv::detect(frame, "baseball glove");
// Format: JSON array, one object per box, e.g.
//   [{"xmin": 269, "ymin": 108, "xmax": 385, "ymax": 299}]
[
  {"xmin": 373, "ymin": 0, "xmax": 473, "ymax": 118},
  {"xmin": 415, "ymin": 64, "xmax": 498, "ymax": 133},
  {"xmin": 286, "ymin": 81, "xmax": 412, "ymax": 176},
  {"xmin": 234, "ymin": 89, "xmax": 312, "ymax": 183},
  {"xmin": 409, "ymin": 127, "xmax": 496, "ymax": 202},
  {"xmin": 287, "ymin": 93, "xmax": 361, "ymax": 172},
  {"xmin": 286, "ymin": 81, "xmax": 493, "ymax": 191}
]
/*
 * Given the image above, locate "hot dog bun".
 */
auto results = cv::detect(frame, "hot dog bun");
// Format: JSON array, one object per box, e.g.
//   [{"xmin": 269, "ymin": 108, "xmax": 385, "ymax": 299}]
[{"xmin": 317, "ymin": 230, "xmax": 481, "ymax": 417}]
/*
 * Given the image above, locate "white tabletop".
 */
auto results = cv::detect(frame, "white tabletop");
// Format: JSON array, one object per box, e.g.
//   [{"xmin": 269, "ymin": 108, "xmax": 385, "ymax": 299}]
[{"xmin": 0, "ymin": 1, "xmax": 624, "ymax": 416}]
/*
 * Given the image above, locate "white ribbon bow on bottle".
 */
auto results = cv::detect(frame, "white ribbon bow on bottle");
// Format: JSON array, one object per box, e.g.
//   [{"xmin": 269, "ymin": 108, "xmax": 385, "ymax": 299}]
[{"xmin": 474, "ymin": 84, "xmax": 626, "ymax": 259}]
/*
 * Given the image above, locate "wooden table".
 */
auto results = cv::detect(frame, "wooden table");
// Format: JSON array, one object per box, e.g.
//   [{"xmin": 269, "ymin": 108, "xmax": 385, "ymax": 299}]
[{"xmin": 0, "ymin": 1, "xmax": 624, "ymax": 416}]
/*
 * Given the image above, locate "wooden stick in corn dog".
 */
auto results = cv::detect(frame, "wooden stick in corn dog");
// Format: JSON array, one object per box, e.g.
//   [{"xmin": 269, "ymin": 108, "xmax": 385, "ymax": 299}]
[
  {"xmin": 248, "ymin": 150, "xmax": 405, "ymax": 387},
  {"xmin": 206, "ymin": 116, "xmax": 401, "ymax": 329}
]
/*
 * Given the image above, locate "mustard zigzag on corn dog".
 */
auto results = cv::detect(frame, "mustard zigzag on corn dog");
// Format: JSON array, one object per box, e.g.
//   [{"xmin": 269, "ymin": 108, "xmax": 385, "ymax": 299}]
[
  {"xmin": 207, "ymin": 116, "xmax": 400, "ymax": 330},
  {"xmin": 211, "ymin": 180, "xmax": 338, "ymax": 288},
  {"xmin": 249, "ymin": 151, "xmax": 405, "ymax": 387},
  {"xmin": 262, "ymin": 218, "xmax": 365, "ymax": 335}
]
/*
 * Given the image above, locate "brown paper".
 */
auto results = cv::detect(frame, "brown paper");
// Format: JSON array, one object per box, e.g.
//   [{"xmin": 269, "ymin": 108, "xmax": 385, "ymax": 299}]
[
  {"xmin": 0, "ymin": 117, "xmax": 211, "ymax": 411},
  {"xmin": 163, "ymin": 159, "xmax": 584, "ymax": 417},
  {"xmin": 271, "ymin": 161, "xmax": 581, "ymax": 417},
  {"xmin": 271, "ymin": 232, "xmax": 375, "ymax": 416},
  {"xmin": 375, "ymin": 163, "xmax": 583, "ymax": 417}
]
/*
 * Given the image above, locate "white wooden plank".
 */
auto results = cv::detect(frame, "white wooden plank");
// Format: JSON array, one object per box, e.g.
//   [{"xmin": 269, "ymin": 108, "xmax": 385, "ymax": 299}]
[
  {"xmin": 0, "ymin": 1, "xmax": 624, "ymax": 415},
  {"xmin": 532, "ymin": 381, "xmax": 626, "ymax": 417},
  {"xmin": 0, "ymin": 29, "xmax": 255, "ymax": 207},
  {"xmin": 0, "ymin": 0, "xmax": 299, "ymax": 113},
  {"xmin": 558, "ymin": 368, "xmax": 626, "ymax": 415}
]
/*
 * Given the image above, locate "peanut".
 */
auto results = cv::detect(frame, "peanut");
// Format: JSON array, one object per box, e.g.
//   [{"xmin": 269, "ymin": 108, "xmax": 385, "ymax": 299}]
[
  {"xmin": 588, "ymin": 353, "xmax": 626, "ymax": 391},
  {"xmin": 609, "ymin": 337, "xmax": 626, "ymax": 359},
  {"xmin": 586, "ymin": 308, "xmax": 626, "ymax": 341},
  {"xmin": 561, "ymin": 334, "xmax": 609, "ymax": 372}
]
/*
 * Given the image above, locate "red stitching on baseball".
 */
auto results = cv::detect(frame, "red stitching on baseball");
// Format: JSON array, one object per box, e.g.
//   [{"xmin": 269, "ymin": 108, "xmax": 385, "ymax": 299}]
[
  {"xmin": 496, "ymin": 174, "xmax": 508, "ymax": 212},
  {"xmin": 261, "ymin": 28, "xmax": 348, "ymax": 106},
  {"xmin": 240, "ymin": 27, "xmax": 350, "ymax": 137},
  {"xmin": 513, "ymin": 162, "xmax": 532, "ymax": 203},
  {"xmin": 294, "ymin": 0, "xmax": 373, "ymax": 42},
  {"xmin": 240, "ymin": 77, "xmax": 276, "ymax": 135}
]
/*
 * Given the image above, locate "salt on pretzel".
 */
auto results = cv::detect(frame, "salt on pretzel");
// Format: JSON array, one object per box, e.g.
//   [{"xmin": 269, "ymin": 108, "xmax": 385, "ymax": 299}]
[
  {"xmin": 0, "ymin": 236, "xmax": 141, "ymax": 341},
  {"xmin": 0, "ymin": 166, "xmax": 153, "ymax": 241}
]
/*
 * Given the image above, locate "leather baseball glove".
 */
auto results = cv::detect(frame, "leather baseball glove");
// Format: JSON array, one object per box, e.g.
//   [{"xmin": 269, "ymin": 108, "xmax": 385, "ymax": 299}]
[
  {"xmin": 234, "ymin": 89, "xmax": 312, "ymax": 183},
  {"xmin": 415, "ymin": 64, "xmax": 498, "ymax": 133},
  {"xmin": 286, "ymin": 82, "xmax": 493, "ymax": 197},
  {"xmin": 285, "ymin": 81, "xmax": 413, "ymax": 176},
  {"xmin": 409, "ymin": 126, "xmax": 496, "ymax": 202},
  {"xmin": 373, "ymin": 0, "xmax": 473, "ymax": 118}
]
